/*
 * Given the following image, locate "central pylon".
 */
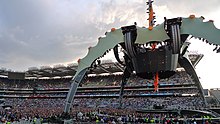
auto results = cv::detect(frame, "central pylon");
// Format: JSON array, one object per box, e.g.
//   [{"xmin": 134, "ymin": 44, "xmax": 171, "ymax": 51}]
[{"xmin": 147, "ymin": 0, "xmax": 156, "ymax": 30}]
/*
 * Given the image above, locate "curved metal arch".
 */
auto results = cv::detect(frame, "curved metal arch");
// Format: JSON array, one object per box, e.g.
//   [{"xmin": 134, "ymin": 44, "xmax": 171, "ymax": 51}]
[
  {"xmin": 178, "ymin": 56, "xmax": 207, "ymax": 106},
  {"xmin": 64, "ymin": 68, "xmax": 88, "ymax": 113}
]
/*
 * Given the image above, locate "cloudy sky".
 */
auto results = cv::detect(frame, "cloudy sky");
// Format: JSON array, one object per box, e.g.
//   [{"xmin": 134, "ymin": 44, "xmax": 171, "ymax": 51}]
[{"xmin": 0, "ymin": 0, "xmax": 219, "ymax": 89}]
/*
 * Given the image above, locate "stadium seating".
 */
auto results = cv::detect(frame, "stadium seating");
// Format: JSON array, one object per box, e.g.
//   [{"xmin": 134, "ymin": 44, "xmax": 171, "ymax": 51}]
[{"xmin": 0, "ymin": 70, "xmax": 216, "ymax": 123}]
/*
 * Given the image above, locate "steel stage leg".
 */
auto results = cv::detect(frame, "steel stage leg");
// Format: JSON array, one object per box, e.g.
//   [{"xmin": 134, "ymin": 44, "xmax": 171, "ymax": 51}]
[
  {"xmin": 119, "ymin": 68, "xmax": 131, "ymax": 108},
  {"xmin": 178, "ymin": 57, "xmax": 208, "ymax": 106},
  {"xmin": 64, "ymin": 68, "xmax": 88, "ymax": 113}
]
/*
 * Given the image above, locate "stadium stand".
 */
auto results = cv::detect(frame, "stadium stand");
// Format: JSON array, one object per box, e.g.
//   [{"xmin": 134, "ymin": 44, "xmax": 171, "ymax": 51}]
[
  {"xmin": 209, "ymin": 89, "xmax": 220, "ymax": 103},
  {"xmin": 0, "ymin": 71, "xmax": 217, "ymax": 123},
  {"xmin": 0, "ymin": 54, "xmax": 220, "ymax": 123}
]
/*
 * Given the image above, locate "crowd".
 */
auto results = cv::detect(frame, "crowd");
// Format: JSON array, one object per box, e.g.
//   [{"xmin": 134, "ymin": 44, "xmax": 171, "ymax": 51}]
[
  {"xmin": 83, "ymin": 71, "xmax": 195, "ymax": 87},
  {"xmin": 67, "ymin": 110, "xmax": 216, "ymax": 124},
  {"xmin": 74, "ymin": 97, "xmax": 205, "ymax": 110},
  {"xmin": 0, "ymin": 77, "xmax": 71, "ymax": 89},
  {"xmin": 0, "ymin": 70, "xmax": 212, "ymax": 123},
  {"xmin": 0, "ymin": 96, "xmax": 205, "ymax": 119},
  {"xmin": 0, "ymin": 102, "xmax": 215, "ymax": 123},
  {"xmin": 75, "ymin": 89, "xmax": 200, "ymax": 97},
  {"xmin": 0, "ymin": 71, "xmax": 194, "ymax": 89}
]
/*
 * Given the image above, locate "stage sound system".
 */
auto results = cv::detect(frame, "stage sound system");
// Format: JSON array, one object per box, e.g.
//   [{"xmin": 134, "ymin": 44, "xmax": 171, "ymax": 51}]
[{"xmin": 132, "ymin": 47, "xmax": 178, "ymax": 79}]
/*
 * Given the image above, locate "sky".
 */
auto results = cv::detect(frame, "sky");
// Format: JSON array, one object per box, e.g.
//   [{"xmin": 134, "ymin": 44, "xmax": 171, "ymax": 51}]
[{"xmin": 0, "ymin": 0, "xmax": 219, "ymax": 89}]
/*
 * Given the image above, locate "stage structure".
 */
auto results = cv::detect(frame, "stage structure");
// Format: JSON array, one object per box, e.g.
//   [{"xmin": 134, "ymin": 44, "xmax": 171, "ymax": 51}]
[{"xmin": 64, "ymin": 0, "xmax": 220, "ymax": 113}]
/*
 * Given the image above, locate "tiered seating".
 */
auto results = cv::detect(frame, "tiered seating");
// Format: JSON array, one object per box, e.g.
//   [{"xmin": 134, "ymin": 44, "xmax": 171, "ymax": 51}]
[{"xmin": 0, "ymin": 70, "xmax": 207, "ymax": 122}]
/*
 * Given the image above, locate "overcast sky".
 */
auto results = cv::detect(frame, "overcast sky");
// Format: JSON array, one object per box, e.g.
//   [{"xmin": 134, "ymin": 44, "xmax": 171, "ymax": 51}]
[{"xmin": 0, "ymin": 0, "xmax": 219, "ymax": 89}]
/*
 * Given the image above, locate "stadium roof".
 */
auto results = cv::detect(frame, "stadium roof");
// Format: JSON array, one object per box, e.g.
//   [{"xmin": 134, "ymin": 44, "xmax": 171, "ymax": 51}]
[{"xmin": 0, "ymin": 53, "xmax": 203, "ymax": 79}]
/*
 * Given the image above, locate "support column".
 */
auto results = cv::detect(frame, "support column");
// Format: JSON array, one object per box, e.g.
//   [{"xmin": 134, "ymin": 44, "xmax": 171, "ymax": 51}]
[
  {"xmin": 119, "ymin": 68, "xmax": 131, "ymax": 108},
  {"xmin": 64, "ymin": 68, "xmax": 88, "ymax": 113}
]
